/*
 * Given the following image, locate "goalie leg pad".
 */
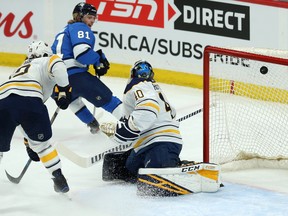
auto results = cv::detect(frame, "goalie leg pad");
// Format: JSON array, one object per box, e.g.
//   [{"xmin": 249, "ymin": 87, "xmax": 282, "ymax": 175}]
[
  {"xmin": 137, "ymin": 163, "xmax": 222, "ymax": 196},
  {"xmin": 102, "ymin": 149, "xmax": 137, "ymax": 183},
  {"xmin": 125, "ymin": 142, "xmax": 182, "ymax": 175}
]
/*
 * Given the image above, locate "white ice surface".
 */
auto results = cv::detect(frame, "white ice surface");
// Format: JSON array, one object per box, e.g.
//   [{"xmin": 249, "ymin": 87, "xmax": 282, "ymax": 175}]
[{"xmin": 0, "ymin": 66, "xmax": 287, "ymax": 216}]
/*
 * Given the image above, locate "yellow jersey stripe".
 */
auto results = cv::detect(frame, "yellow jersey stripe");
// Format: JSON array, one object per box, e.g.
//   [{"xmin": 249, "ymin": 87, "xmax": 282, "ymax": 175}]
[
  {"xmin": 0, "ymin": 81, "xmax": 42, "ymax": 92},
  {"xmin": 134, "ymin": 129, "xmax": 180, "ymax": 148},
  {"xmin": 137, "ymin": 102, "xmax": 160, "ymax": 112},
  {"xmin": 49, "ymin": 54, "xmax": 60, "ymax": 65}
]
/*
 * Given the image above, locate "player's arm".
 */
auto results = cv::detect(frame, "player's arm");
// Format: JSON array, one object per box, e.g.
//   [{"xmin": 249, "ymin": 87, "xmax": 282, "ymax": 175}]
[
  {"xmin": 100, "ymin": 115, "xmax": 140, "ymax": 145},
  {"xmin": 75, "ymin": 46, "xmax": 109, "ymax": 76},
  {"xmin": 49, "ymin": 55, "xmax": 72, "ymax": 109},
  {"xmin": 70, "ymin": 27, "xmax": 109, "ymax": 76},
  {"xmin": 74, "ymin": 43, "xmax": 101, "ymax": 65},
  {"xmin": 100, "ymin": 84, "xmax": 159, "ymax": 143}
]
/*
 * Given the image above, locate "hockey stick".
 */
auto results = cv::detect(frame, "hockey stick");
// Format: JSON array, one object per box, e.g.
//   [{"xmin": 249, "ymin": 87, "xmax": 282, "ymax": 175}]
[
  {"xmin": 92, "ymin": 75, "xmax": 100, "ymax": 117},
  {"xmin": 57, "ymin": 106, "xmax": 205, "ymax": 168},
  {"xmin": 57, "ymin": 141, "xmax": 133, "ymax": 168},
  {"xmin": 176, "ymin": 103, "xmax": 217, "ymax": 123},
  {"xmin": 5, "ymin": 107, "xmax": 61, "ymax": 184},
  {"xmin": 177, "ymin": 107, "xmax": 203, "ymax": 122}
]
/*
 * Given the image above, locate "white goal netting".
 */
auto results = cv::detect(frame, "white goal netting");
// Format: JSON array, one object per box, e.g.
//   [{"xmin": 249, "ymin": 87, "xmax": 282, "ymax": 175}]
[{"xmin": 204, "ymin": 46, "xmax": 288, "ymax": 170}]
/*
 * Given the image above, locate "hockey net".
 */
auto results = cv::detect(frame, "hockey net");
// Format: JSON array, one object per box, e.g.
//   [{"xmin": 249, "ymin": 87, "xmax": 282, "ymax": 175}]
[{"xmin": 203, "ymin": 46, "xmax": 288, "ymax": 170}]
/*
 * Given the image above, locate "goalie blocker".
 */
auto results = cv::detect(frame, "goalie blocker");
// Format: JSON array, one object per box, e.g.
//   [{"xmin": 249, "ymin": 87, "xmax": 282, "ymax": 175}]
[{"xmin": 102, "ymin": 151, "xmax": 223, "ymax": 196}]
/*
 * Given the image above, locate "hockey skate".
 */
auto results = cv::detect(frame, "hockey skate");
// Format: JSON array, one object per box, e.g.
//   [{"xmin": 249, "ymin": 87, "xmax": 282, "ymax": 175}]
[
  {"xmin": 52, "ymin": 169, "xmax": 70, "ymax": 193},
  {"xmin": 87, "ymin": 118, "xmax": 100, "ymax": 134}
]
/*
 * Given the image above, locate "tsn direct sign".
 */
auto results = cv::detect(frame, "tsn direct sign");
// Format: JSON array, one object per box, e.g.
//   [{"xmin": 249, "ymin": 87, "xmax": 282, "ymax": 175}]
[
  {"xmin": 0, "ymin": 11, "xmax": 33, "ymax": 38},
  {"xmin": 88, "ymin": 0, "xmax": 250, "ymax": 40}
]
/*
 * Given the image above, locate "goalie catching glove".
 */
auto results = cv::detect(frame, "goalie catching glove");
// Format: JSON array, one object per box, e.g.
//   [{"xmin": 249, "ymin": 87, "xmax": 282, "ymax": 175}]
[
  {"xmin": 100, "ymin": 116, "xmax": 140, "ymax": 144},
  {"xmin": 93, "ymin": 49, "xmax": 110, "ymax": 77},
  {"xmin": 53, "ymin": 84, "xmax": 72, "ymax": 110}
]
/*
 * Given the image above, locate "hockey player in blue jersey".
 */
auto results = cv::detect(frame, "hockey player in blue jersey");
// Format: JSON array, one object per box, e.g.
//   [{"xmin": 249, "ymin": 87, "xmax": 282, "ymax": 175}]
[{"xmin": 51, "ymin": 2, "xmax": 122, "ymax": 133}]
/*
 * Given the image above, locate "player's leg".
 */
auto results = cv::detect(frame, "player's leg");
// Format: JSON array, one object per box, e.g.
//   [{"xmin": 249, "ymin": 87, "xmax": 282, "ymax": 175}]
[
  {"xmin": 69, "ymin": 96, "xmax": 99, "ymax": 133},
  {"xmin": 125, "ymin": 142, "xmax": 182, "ymax": 175},
  {"xmin": 137, "ymin": 162, "xmax": 222, "ymax": 196},
  {"xmin": 69, "ymin": 73, "xmax": 122, "ymax": 119},
  {"xmin": 134, "ymin": 143, "xmax": 221, "ymax": 196},
  {"xmin": 142, "ymin": 142, "xmax": 182, "ymax": 169},
  {"xmin": 0, "ymin": 98, "xmax": 18, "ymax": 162},
  {"xmin": 0, "ymin": 109, "xmax": 17, "ymax": 153},
  {"xmin": 20, "ymin": 97, "xmax": 69, "ymax": 193},
  {"xmin": 112, "ymin": 142, "xmax": 182, "ymax": 182}
]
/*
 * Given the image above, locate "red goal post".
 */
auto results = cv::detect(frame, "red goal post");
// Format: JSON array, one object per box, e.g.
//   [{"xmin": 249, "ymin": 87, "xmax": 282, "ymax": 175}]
[{"xmin": 203, "ymin": 46, "xmax": 288, "ymax": 169}]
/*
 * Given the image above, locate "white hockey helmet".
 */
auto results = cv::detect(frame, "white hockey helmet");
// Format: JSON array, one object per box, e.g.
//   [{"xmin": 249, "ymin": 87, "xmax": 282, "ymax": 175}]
[{"xmin": 27, "ymin": 40, "xmax": 52, "ymax": 59}]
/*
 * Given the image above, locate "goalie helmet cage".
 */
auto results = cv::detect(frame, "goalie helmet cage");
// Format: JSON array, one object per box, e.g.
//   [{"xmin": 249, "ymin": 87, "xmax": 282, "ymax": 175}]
[{"xmin": 203, "ymin": 46, "xmax": 288, "ymax": 170}]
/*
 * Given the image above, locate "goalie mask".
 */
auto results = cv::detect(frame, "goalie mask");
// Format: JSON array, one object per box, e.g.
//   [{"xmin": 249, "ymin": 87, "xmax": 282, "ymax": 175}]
[
  {"xmin": 27, "ymin": 40, "xmax": 52, "ymax": 59},
  {"xmin": 73, "ymin": 2, "xmax": 97, "ymax": 21},
  {"xmin": 131, "ymin": 60, "xmax": 154, "ymax": 80}
]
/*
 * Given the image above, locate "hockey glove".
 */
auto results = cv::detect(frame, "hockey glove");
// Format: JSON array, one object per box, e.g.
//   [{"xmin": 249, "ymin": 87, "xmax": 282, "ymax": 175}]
[
  {"xmin": 94, "ymin": 49, "xmax": 110, "ymax": 76},
  {"xmin": 114, "ymin": 117, "xmax": 140, "ymax": 144},
  {"xmin": 100, "ymin": 122, "xmax": 116, "ymax": 137},
  {"xmin": 24, "ymin": 138, "xmax": 40, "ymax": 162},
  {"xmin": 87, "ymin": 118, "xmax": 100, "ymax": 134},
  {"xmin": 53, "ymin": 85, "xmax": 72, "ymax": 110},
  {"xmin": 26, "ymin": 146, "xmax": 40, "ymax": 162},
  {"xmin": 100, "ymin": 117, "xmax": 140, "ymax": 144}
]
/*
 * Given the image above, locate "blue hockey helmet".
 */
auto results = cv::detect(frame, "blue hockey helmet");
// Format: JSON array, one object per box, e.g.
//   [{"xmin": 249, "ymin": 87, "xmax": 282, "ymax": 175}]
[
  {"xmin": 73, "ymin": 2, "xmax": 97, "ymax": 20},
  {"xmin": 131, "ymin": 60, "xmax": 154, "ymax": 80}
]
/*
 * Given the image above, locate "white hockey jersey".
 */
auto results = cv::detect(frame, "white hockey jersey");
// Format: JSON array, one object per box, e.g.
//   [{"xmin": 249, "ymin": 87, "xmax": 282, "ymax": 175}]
[
  {"xmin": 122, "ymin": 79, "xmax": 183, "ymax": 153},
  {"xmin": 0, "ymin": 55, "xmax": 69, "ymax": 102}
]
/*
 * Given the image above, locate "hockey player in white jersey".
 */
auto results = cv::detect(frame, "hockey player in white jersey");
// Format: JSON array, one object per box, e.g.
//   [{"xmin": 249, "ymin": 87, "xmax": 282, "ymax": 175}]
[
  {"xmin": 100, "ymin": 60, "xmax": 222, "ymax": 196},
  {"xmin": 0, "ymin": 41, "xmax": 71, "ymax": 193},
  {"xmin": 100, "ymin": 60, "xmax": 183, "ymax": 179}
]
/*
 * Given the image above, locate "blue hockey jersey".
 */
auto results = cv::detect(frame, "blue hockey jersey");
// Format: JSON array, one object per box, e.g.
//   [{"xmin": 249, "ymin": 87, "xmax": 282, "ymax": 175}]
[{"xmin": 51, "ymin": 22, "xmax": 101, "ymax": 76}]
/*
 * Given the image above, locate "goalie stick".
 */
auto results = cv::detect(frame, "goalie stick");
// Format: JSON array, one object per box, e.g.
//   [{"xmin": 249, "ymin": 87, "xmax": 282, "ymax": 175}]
[
  {"xmin": 176, "ymin": 103, "xmax": 217, "ymax": 122},
  {"xmin": 5, "ymin": 107, "xmax": 61, "ymax": 184},
  {"xmin": 56, "ymin": 141, "xmax": 133, "ymax": 168},
  {"xmin": 57, "ymin": 106, "xmax": 205, "ymax": 168},
  {"xmin": 177, "ymin": 107, "xmax": 203, "ymax": 122}
]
